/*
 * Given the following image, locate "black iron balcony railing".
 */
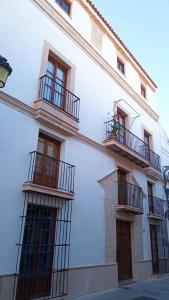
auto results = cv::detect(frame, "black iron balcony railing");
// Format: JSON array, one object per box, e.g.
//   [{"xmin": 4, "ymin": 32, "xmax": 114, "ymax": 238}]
[
  {"xmin": 149, "ymin": 149, "xmax": 161, "ymax": 171},
  {"xmin": 105, "ymin": 119, "xmax": 161, "ymax": 170},
  {"xmin": 26, "ymin": 151, "xmax": 75, "ymax": 194},
  {"xmin": 39, "ymin": 75, "xmax": 80, "ymax": 120},
  {"xmin": 118, "ymin": 181, "xmax": 143, "ymax": 210},
  {"xmin": 148, "ymin": 195, "xmax": 165, "ymax": 217}
]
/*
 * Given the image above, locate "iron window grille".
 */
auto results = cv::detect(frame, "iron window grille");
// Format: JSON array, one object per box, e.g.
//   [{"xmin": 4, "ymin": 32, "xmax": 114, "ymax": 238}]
[
  {"xmin": 13, "ymin": 192, "xmax": 72, "ymax": 300},
  {"xmin": 150, "ymin": 220, "xmax": 169, "ymax": 275}
]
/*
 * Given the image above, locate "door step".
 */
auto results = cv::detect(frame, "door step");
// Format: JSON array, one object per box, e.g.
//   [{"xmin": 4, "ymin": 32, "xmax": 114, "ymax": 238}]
[{"xmin": 119, "ymin": 279, "xmax": 136, "ymax": 287}]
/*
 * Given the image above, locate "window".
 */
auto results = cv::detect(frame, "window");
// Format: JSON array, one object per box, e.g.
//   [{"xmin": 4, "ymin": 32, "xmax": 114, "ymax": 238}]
[
  {"xmin": 144, "ymin": 130, "xmax": 151, "ymax": 160},
  {"xmin": 118, "ymin": 168, "xmax": 127, "ymax": 183},
  {"xmin": 34, "ymin": 133, "xmax": 61, "ymax": 189},
  {"xmin": 116, "ymin": 109, "xmax": 126, "ymax": 144},
  {"xmin": 117, "ymin": 57, "xmax": 125, "ymax": 75},
  {"xmin": 55, "ymin": 0, "xmax": 71, "ymax": 15},
  {"xmin": 118, "ymin": 169, "xmax": 127, "ymax": 205},
  {"xmin": 117, "ymin": 109, "xmax": 126, "ymax": 128},
  {"xmin": 15, "ymin": 193, "xmax": 73, "ymax": 299},
  {"xmin": 16, "ymin": 203, "xmax": 57, "ymax": 299},
  {"xmin": 141, "ymin": 84, "xmax": 146, "ymax": 98},
  {"xmin": 144, "ymin": 130, "xmax": 150, "ymax": 147},
  {"xmin": 45, "ymin": 56, "xmax": 67, "ymax": 109},
  {"xmin": 91, "ymin": 20, "xmax": 103, "ymax": 51},
  {"xmin": 147, "ymin": 182, "xmax": 153, "ymax": 197}
]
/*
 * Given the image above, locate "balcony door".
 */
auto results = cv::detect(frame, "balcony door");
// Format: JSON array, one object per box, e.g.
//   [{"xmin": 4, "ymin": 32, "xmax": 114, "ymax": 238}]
[
  {"xmin": 118, "ymin": 169, "xmax": 127, "ymax": 205},
  {"xmin": 34, "ymin": 133, "xmax": 61, "ymax": 189},
  {"xmin": 148, "ymin": 182, "xmax": 154, "ymax": 214},
  {"xmin": 144, "ymin": 131, "xmax": 150, "ymax": 160},
  {"xmin": 45, "ymin": 57, "xmax": 67, "ymax": 109},
  {"xmin": 116, "ymin": 110, "xmax": 126, "ymax": 144}
]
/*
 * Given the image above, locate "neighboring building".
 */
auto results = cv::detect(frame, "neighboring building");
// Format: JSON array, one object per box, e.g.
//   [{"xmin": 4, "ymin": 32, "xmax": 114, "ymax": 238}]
[{"xmin": 0, "ymin": 1, "xmax": 169, "ymax": 299}]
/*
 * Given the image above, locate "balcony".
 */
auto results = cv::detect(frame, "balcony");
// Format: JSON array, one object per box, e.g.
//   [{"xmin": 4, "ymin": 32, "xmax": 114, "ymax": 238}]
[
  {"xmin": 103, "ymin": 119, "xmax": 161, "ymax": 170},
  {"xmin": 148, "ymin": 195, "xmax": 165, "ymax": 220},
  {"xmin": 22, "ymin": 151, "xmax": 75, "ymax": 199},
  {"xmin": 115, "ymin": 181, "xmax": 143, "ymax": 214},
  {"xmin": 149, "ymin": 150, "xmax": 161, "ymax": 171},
  {"xmin": 34, "ymin": 75, "xmax": 80, "ymax": 135}
]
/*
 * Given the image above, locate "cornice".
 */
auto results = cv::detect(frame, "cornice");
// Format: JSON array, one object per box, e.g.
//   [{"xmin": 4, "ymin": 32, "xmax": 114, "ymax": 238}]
[
  {"xmin": 0, "ymin": 91, "xmax": 34, "ymax": 117},
  {"xmin": 32, "ymin": 0, "xmax": 159, "ymax": 121},
  {"xmin": 0, "ymin": 91, "xmax": 116, "ymax": 156},
  {"xmin": 0, "ymin": 91, "xmax": 162, "ymax": 183}
]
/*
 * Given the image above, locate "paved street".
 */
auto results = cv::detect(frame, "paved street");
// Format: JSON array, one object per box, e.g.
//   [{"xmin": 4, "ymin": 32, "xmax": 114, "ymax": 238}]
[{"xmin": 74, "ymin": 276, "xmax": 169, "ymax": 300}]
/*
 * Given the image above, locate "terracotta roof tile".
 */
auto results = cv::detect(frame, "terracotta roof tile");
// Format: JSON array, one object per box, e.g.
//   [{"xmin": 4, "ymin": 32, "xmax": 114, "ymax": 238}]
[{"xmin": 85, "ymin": 0, "xmax": 157, "ymax": 88}]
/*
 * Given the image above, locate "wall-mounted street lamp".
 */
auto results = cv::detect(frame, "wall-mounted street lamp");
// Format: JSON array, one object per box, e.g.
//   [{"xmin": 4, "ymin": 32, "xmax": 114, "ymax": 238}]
[{"xmin": 0, "ymin": 55, "xmax": 12, "ymax": 88}]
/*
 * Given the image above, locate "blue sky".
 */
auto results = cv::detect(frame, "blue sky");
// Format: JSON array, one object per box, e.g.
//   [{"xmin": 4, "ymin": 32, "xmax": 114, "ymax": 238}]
[{"xmin": 92, "ymin": 0, "xmax": 169, "ymax": 133}]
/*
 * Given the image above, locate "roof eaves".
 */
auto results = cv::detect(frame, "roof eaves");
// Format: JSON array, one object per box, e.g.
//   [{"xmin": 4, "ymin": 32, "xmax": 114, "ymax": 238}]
[{"xmin": 85, "ymin": 0, "xmax": 157, "ymax": 89}]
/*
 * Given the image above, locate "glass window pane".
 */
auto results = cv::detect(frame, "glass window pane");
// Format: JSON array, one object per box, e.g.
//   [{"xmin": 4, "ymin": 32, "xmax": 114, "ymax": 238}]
[
  {"xmin": 47, "ymin": 142, "xmax": 55, "ymax": 158},
  {"xmin": 37, "ymin": 138, "xmax": 45, "ymax": 154},
  {"xmin": 63, "ymin": 2, "xmax": 70, "ymax": 14},
  {"xmin": 47, "ymin": 60, "xmax": 55, "ymax": 77},
  {"xmin": 56, "ymin": 67, "xmax": 64, "ymax": 82},
  {"xmin": 55, "ymin": 0, "xmax": 62, "ymax": 5}
]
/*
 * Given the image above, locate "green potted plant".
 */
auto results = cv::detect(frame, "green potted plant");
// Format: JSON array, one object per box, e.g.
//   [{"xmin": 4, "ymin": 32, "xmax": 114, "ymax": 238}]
[{"xmin": 107, "ymin": 119, "xmax": 119, "ymax": 140}]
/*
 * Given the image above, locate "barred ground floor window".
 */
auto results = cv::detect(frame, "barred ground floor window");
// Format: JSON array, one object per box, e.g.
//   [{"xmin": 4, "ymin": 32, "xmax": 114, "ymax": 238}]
[
  {"xmin": 150, "ymin": 220, "xmax": 169, "ymax": 275},
  {"xmin": 13, "ymin": 192, "xmax": 72, "ymax": 300}
]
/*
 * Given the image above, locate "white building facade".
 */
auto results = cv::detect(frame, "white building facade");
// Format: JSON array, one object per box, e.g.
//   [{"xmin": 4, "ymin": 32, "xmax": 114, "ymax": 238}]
[{"xmin": 0, "ymin": 0, "xmax": 169, "ymax": 299}]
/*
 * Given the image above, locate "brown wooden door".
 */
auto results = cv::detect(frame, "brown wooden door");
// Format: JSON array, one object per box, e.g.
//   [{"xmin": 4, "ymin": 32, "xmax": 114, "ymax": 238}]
[
  {"xmin": 147, "ymin": 182, "xmax": 153, "ymax": 196},
  {"xmin": 116, "ymin": 220, "xmax": 132, "ymax": 281},
  {"xmin": 34, "ymin": 133, "xmax": 61, "ymax": 188},
  {"xmin": 16, "ymin": 204, "xmax": 57, "ymax": 300},
  {"xmin": 150, "ymin": 225, "xmax": 159, "ymax": 274},
  {"xmin": 118, "ymin": 169, "xmax": 127, "ymax": 205}
]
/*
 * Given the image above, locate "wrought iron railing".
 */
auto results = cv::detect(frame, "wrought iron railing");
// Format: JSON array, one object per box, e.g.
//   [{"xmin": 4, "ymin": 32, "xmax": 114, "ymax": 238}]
[
  {"xmin": 105, "ymin": 119, "xmax": 161, "ymax": 170},
  {"xmin": 26, "ymin": 151, "xmax": 75, "ymax": 194},
  {"xmin": 39, "ymin": 75, "xmax": 80, "ymax": 120},
  {"xmin": 149, "ymin": 149, "xmax": 161, "ymax": 171},
  {"xmin": 118, "ymin": 181, "xmax": 143, "ymax": 210},
  {"xmin": 150, "ymin": 220, "xmax": 169, "ymax": 275},
  {"xmin": 148, "ymin": 195, "xmax": 165, "ymax": 217}
]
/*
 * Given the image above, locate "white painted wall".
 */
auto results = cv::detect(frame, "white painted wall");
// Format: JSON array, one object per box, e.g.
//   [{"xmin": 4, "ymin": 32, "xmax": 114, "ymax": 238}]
[
  {"xmin": 0, "ymin": 0, "xmax": 158, "ymax": 113},
  {"xmin": 0, "ymin": 103, "xmax": 39, "ymax": 274},
  {"xmin": 0, "ymin": 101, "xmax": 114, "ymax": 272}
]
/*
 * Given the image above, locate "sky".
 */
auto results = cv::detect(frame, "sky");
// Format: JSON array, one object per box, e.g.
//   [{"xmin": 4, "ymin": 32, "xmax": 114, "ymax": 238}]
[{"xmin": 92, "ymin": 0, "xmax": 169, "ymax": 134}]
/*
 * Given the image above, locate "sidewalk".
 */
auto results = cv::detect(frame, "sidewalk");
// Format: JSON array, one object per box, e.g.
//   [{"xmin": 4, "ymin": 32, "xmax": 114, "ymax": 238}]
[{"xmin": 73, "ymin": 276, "xmax": 169, "ymax": 300}]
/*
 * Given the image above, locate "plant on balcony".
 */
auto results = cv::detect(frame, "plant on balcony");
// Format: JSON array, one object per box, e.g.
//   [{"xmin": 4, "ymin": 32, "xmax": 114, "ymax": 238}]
[{"xmin": 107, "ymin": 119, "xmax": 122, "ymax": 140}]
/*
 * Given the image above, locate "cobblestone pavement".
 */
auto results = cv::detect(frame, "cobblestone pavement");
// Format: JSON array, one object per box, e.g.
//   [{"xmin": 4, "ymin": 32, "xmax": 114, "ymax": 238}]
[{"xmin": 73, "ymin": 276, "xmax": 169, "ymax": 300}]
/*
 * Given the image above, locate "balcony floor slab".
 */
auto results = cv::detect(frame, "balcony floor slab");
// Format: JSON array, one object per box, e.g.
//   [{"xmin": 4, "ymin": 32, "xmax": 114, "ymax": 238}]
[
  {"xmin": 115, "ymin": 205, "xmax": 143, "ymax": 215},
  {"xmin": 22, "ymin": 183, "xmax": 74, "ymax": 200},
  {"xmin": 34, "ymin": 99, "xmax": 79, "ymax": 136},
  {"xmin": 148, "ymin": 213, "xmax": 165, "ymax": 221},
  {"xmin": 103, "ymin": 139, "xmax": 150, "ymax": 168}
]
